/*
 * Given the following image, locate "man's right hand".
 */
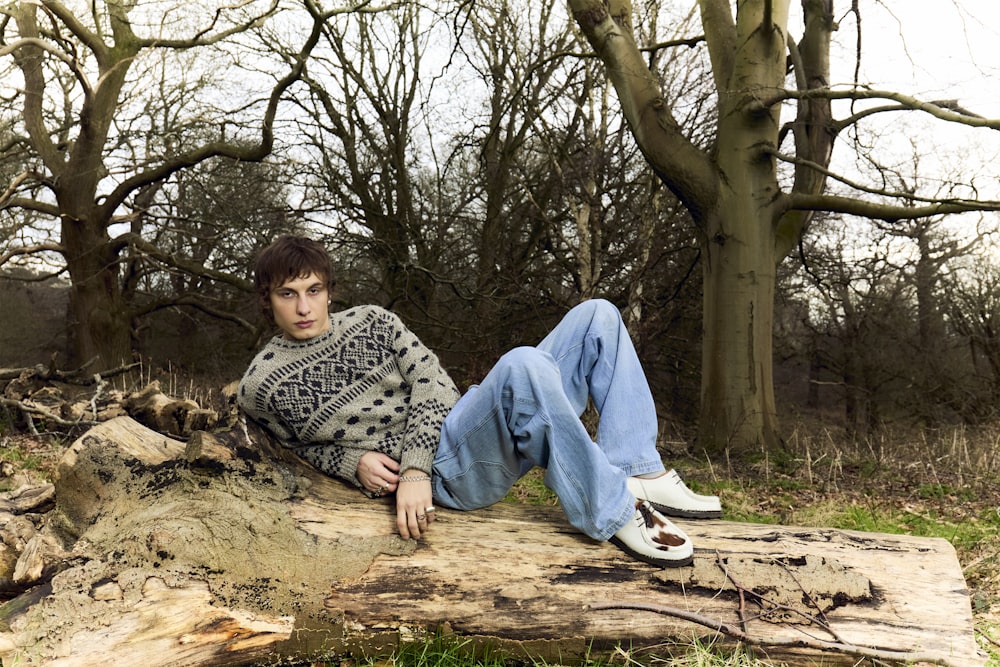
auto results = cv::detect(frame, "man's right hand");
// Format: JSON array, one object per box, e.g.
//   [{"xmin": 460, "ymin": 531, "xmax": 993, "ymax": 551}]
[{"xmin": 356, "ymin": 451, "xmax": 401, "ymax": 496}]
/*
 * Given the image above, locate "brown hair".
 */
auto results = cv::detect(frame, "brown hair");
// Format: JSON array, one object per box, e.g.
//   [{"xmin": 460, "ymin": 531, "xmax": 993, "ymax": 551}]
[{"xmin": 253, "ymin": 235, "xmax": 335, "ymax": 319}]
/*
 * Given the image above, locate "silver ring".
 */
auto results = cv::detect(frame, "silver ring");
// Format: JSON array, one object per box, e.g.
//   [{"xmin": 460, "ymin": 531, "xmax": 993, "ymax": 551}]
[
  {"xmin": 417, "ymin": 514, "xmax": 427, "ymax": 521},
  {"xmin": 425, "ymin": 506, "xmax": 436, "ymax": 513}
]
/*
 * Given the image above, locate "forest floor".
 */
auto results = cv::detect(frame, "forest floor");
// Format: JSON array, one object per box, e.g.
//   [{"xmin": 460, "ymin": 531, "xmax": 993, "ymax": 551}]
[{"xmin": 2, "ymin": 417, "xmax": 999, "ymax": 664}]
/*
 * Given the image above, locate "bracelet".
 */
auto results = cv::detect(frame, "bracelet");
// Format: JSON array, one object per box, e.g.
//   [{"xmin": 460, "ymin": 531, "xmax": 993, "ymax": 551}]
[{"xmin": 399, "ymin": 474, "xmax": 431, "ymax": 483}]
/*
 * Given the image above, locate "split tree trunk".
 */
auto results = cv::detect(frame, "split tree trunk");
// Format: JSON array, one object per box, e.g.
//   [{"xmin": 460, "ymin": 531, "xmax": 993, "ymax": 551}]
[{"xmin": 0, "ymin": 416, "xmax": 984, "ymax": 666}]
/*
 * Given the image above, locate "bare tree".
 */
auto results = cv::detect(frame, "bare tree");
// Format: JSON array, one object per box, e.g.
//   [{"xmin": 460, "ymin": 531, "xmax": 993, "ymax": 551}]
[
  {"xmin": 566, "ymin": 0, "xmax": 1000, "ymax": 454},
  {"xmin": 0, "ymin": 0, "xmax": 339, "ymax": 370},
  {"xmin": 793, "ymin": 223, "xmax": 914, "ymax": 438},
  {"xmin": 942, "ymin": 256, "xmax": 1000, "ymax": 422}
]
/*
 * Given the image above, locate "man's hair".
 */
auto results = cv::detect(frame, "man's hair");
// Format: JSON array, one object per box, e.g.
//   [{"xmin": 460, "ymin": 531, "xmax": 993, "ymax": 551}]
[{"xmin": 253, "ymin": 235, "xmax": 335, "ymax": 319}]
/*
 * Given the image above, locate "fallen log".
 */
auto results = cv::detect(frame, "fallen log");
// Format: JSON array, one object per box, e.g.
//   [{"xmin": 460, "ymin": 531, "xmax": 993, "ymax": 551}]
[{"xmin": 0, "ymin": 417, "xmax": 986, "ymax": 666}]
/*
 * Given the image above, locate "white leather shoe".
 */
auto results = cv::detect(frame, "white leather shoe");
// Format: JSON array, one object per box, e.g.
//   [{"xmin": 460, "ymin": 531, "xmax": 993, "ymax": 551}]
[
  {"xmin": 627, "ymin": 469, "xmax": 722, "ymax": 519},
  {"xmin": 609, "ymin": 500, "xmax": 694, "ymax": 567}
]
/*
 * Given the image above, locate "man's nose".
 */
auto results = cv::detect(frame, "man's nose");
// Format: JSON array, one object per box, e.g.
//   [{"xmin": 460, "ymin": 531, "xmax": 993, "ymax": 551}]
[{"xmin": 296, "ymin": 295, "xmax": 310, "ymax": 314}]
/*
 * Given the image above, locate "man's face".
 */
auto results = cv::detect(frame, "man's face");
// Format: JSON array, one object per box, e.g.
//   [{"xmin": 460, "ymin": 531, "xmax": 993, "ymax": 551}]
[{"xmin": 269, "ymin": 273, "xmax": 331, "ymax": 340}]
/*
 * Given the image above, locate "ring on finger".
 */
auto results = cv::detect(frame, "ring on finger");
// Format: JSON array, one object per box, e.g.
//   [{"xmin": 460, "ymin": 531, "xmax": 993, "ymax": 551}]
[
  {"xmin": 425, "ymin": 506, "xmax": 436, "ymax": 513},
  {"xmin": 417, "ymin": 514, "xmax": 426, "ymax": 521}
]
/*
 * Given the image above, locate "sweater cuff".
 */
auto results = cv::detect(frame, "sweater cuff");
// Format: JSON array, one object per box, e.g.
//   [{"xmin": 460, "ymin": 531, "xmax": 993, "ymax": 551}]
[
  {"xmin": 337, "ymin": 447, "xmax": 368, "ymax": 486},
  {"xmin": 400, "ymin": 448, "xmax": 436, "ymax": 477}
]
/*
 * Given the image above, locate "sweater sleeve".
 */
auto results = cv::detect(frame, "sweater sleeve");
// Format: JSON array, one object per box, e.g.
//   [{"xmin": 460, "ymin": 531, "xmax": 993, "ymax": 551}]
[
  {"xmin": 385, "ymin": 312, "xmax": 460, "ymax": 475},
  {"xmin": 295, "ymin": 442, "xmax": 370, "ymax": 490}
]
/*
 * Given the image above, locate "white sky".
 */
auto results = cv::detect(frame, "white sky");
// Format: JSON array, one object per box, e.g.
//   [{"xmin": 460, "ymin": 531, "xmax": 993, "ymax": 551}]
[
  {"xmin": 810, "ymin": 1, "xmax": 1000, "ymax": 266},
  {"xmin": 800, "ymin": 1, "xmax": 1000, "ymax": 203},
  {"xmin": 848, "ymin": 1, "xmax": 1000, "ymax": 117}
]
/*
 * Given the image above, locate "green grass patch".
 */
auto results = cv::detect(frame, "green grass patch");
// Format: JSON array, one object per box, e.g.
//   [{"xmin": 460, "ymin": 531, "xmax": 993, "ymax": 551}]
[
  {"xmin": 502, "ymin": 468, "xmax": 558, "ymax": 506},
  {"xmin": 825, "ymin": 502, "xmax": 1000, "ymax": 554},
  {"xmin": 324, "ymin": 634, "xmax": 779, "ymax": 667},
  {"xmin": 0, "ymin": 447, "xmax": 44, "ymax": 471}
]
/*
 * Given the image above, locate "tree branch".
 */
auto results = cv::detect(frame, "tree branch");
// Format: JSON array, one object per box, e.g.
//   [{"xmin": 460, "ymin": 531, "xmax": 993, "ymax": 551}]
[
  {"xmin": 135, "ymin": 0, "xmax": 281, "ymax": 49},
  {"xmin": 1, "ymin": 196, "xmax": 62, "ymax": 218},
  {"xmin": 752, "ymin": 87, "xmax": 1000, "ymax": 130},
  {"xmin": 0, "ymin": 242, "xmax": 65, "ymax": 267},
  {"xmin": 0, "ymin": 36, "xmax": 79, "ymax": 68},
  {"xmin": 132, "ymin": 296, "xmax": 259, "ymax": 336},
  {"xmin": 96, "ymin": 0, "xmax": 327, "ymax": 217},
  {"xmin": 111, "ymin": 232, "xmax": 253, "ymax": 292},
  {"xmin": 767, "ymin": 147, "xmax": 995, "ymax": 207},
  {"xmin": 39, "ymin": 0, "xmax": 108, "ymax": 64},
  {"xmin": 788, "ymin": 191, "xmax": 1000, "ymax": 222}
]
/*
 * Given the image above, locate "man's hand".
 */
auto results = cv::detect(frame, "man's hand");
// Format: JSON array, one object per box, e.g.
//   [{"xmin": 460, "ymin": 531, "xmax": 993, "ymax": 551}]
[
  {"xmin": 357, "ymin": 452, "xmax": 400, "ymax": 497},
  {"xmin": 396, "ymin": 469, "xmax": 435, "ymax": 540}
]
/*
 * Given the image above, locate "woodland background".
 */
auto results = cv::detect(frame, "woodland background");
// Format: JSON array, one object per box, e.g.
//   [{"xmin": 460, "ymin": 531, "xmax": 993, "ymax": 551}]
[
  {"xmin": 2, "ymin": 0, "xmax": 1000, "ymax": 662},
  {"xmin": 3, "ymin": 0, "xmax": 1000, "ymax": 446}
]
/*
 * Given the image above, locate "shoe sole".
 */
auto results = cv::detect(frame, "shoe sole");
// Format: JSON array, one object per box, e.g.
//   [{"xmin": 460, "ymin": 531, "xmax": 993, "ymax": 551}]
[
  {"xmin": 646, "ymin": 500, "xmax": 722, "ymax": 520},
  {"xmin": 608, "ymin": 536, "xmax": 694, "ymax": 568}
]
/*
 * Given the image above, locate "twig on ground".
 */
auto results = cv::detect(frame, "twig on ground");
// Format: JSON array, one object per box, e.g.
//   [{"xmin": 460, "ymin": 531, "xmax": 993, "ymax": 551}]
[
  {"xmin": 771, "ymin": 556, "xmax": 845, "ymax": 643},
  {"xmin": 0, "ymin": 397, "xmax": 98, "ymax": 429},
  {"xmin": 89, "ymin": 374, "xmax": 108, "ymax": 421},
  {"xmin": 713, "ymin": 550, "xmax": 845, "ymax": 642}
]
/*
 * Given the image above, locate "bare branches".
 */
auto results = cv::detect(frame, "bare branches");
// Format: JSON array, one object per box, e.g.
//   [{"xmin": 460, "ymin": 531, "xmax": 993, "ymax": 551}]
[
  {"xmin": 768, "ymin": 147, "xmax": 1000, "ymax": 211},
  {"xmin": 0, "ymin": 172, "xmax": 32, "ymax": 208},
  {"xmin": 789, "ymin": 191, "xmax": 1000, "ymax": 223},
  {"xmin": 0, "ymin": 396, "xmax": 98, "ymax": 432},
  {"xmin": 0, "ymin": 360, "xmax": 141, "ymax": 435},
  {"xmin": 0, "ymin": 241, "xmax": 65, "ymax": 268},
  {"xmin": 0, "ymin": 36, "xmax": 79, "ymax": 68},
  {"xmin": 111, "ymin": 232, "xmax": 252, "ymax": 292},
  {"xmin": 753, "ymin": 86, "xmax": 1000, "ymax": 131},
  {"xmin": 96, "ymin": 2, "xmax": 325, "ymax": 216},
  {"xmin": 136, "ymin": 0, "xmax": 281, "ymax": 49}
]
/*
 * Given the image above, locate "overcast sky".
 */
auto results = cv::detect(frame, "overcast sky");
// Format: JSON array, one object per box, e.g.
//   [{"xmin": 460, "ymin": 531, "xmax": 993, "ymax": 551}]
[
  {"xmin": 797, "ymin": 2, "xmax": 1000, "ymax": 203},
  {"xmin": 850, "ymin": 1, "xmax": 1000, "ymax": 117}
]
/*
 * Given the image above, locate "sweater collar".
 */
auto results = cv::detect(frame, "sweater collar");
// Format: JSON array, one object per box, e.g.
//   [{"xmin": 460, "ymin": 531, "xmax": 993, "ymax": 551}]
[{"xmin": 268, "ymin": 314, "xmax": 336, "ymax": 350}]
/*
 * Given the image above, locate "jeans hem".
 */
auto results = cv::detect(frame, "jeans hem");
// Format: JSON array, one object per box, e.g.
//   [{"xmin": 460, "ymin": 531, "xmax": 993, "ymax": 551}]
[
  {"xmin": 594, "ymin": 500, "xmax": 640, "ymax": 541},
  {"xmin": 617, "ymin": 460, "xmax": 664, "ymax": 478}
]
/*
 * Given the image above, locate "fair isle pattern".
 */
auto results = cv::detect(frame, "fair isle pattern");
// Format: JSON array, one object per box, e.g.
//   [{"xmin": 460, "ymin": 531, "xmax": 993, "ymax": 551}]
[{"xmin": 238, "ymin": 305, "xmax": 460, "ymax": 488}]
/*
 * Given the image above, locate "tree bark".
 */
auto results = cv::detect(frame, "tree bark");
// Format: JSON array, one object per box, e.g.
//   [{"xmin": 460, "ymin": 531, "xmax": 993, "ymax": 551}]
[
  {"xmin": 61, "ymin": 218, "xmax": 134, "ymax": 370},
  {"xmin": 565, "ymin": 0, "xmax": 849, "ymax": 454},
  {"xmin": 0, "ymin": 415, "xmax": 983, "ymax": 667},
  {"xmin": 694, "ymin": 0, "xmax": 789, "ymax": 454}
]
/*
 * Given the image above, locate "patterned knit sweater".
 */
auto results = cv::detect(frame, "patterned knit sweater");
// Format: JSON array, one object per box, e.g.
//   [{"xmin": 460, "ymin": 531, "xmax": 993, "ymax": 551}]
[{"xmin": 238, "ymin": 305, "xmax": 460, "ymax": 489}]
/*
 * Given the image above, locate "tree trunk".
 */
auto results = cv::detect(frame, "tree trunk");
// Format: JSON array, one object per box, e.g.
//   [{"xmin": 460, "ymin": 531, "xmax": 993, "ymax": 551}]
[
  {"xmin": 695, "ymin": 1, "xmax": 789, "ymax": 455},
  {"xmin": 0, "ymin": 415, "xmax": 983, "ymax": 667},
  {"xmin": 698, "ymin": 207, "xmax": 781, "ymax": 454},
  {"xmin": 17, "ymin": 0, "xmax": 138, "ymax": 372},
  {"xmin": 567, "ymin": 0, "xmax": 844, "ymax": 455},
  {"xmin": 61, "ymin": 217, "xmax": 132, "ymax": 370}
]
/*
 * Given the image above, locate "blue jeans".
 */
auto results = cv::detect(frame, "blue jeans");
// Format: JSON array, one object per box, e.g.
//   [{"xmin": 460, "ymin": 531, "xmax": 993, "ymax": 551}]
[{"xmin": 431, "ymin": 299, "xmax": 665, "ymax": 540}]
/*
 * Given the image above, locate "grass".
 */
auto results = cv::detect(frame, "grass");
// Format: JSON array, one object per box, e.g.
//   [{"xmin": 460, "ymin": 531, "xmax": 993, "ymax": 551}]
[
  {"xmin": 0, "ymin": 434, "xmax": 56, "ymax": 490},
  {"xmin": 307, "ymin": 633, "xmax": 775, "ymax": 667}
]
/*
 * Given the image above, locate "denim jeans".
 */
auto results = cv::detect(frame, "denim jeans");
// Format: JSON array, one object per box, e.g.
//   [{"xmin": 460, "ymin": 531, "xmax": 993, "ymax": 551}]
[{"xmin": 431, "ymin": 299, "xmax": 665, "ymax": 540}]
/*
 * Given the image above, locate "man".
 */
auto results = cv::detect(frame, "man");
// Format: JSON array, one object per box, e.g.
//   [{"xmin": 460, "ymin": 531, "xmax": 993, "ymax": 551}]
[{"xmin": 239, "ymin": 235, "xmax": 721, "ymax": 567}]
